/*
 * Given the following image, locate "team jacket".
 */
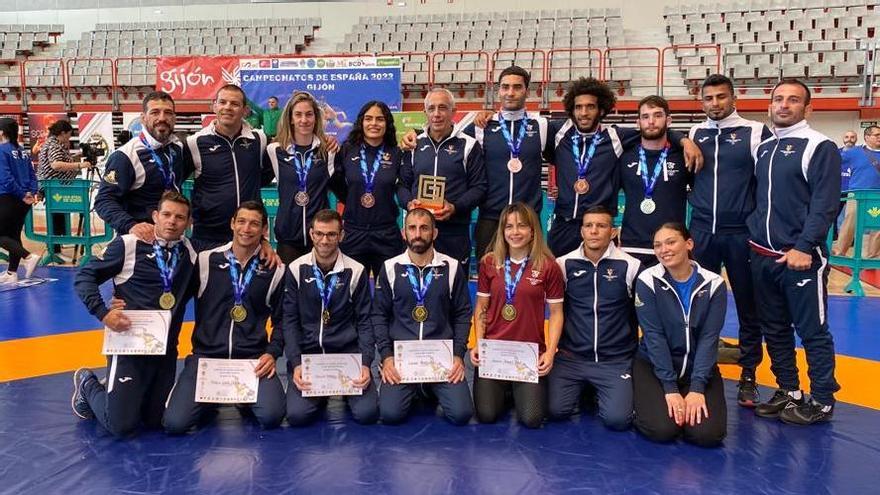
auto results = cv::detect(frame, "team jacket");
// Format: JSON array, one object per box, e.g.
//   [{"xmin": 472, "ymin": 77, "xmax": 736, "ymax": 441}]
[
  {"xmin": 398, "ymin": 128, "xmax": 487, "ymax": 226},
  {"xmin": 282, "ymin": 251, "xmax": 374, "ymax": 367},
  {"xmin": 372, "ymin": 250, "xmax": 472, "ymax": 360},
  {"xmin": 94, "ymin": 132, "xmax": 185, "ymax": 234},
  {"xmin": 184, "ymin": 122, "xmax": 272, "ymax": 243},
  {"xmin": 635, "ymin": 262, "xmax": 727, "ymax": 394},
  {"xmin": 555, "ymin": 243, "xmax": 641, "ymax": 362},
  {"xmin": 463, "ymin": 112, "xmax": 548, "ymax": 220},
  {"xmin": 74, "ymin": 234, "xmax": 197, "ymax": 353},
  {"xmin": 688, "ymin": 112, "xmax": 772, "ymax": 234},
  {"xmin": 618, "ymin": 145, "xmax": 690, "ymax": 253},
  {"xmin": 747, "ymin": 120, "xmax": 841, "ymax": 254},
  {"xmin": 0, "ymin": 143, "xmax": 37, "ymax": 198},
  {"xmin": 330, "ymin": 141, "xmax": 404, "ymax": 229},
  {"xmin": 190, "ymin": 243, "xmax": 285, "ymax": 359},
  {"xmin": 266, "ymin": 137, "xmax": 336, "ymax": 246}
]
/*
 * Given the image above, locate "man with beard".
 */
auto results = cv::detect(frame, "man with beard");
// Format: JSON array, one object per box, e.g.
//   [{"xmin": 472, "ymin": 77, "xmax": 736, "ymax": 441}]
[
  {"xmin": 616, "ymin": 96, "xmax": 691, "ymax": 268},
  {"xmin": 95, "ymin": 92, "xmax": 185, "ymax": 242},
  {"xmin": 688, "ymin": 74, "xmax": 773, "ymax": 407},
  {"xmin": 372, "ymin": 208, "xmax": 474, "ymax": 425},
  {"xmin": 748, "ymin": 79, "xmax": 840, "ymax": 425}
]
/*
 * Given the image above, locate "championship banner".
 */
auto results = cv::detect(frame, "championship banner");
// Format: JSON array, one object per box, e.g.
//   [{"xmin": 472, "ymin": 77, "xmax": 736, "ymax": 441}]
[
  {"xmin": 238, "ymin": 56, "xmax": 402, "ymax": 141},
  {"xmin": 27, "ymin": 112, "xmax": 67, "ymax": 162},
  {"xmin": 156, "ymin": 56, "xmax": 240, "ymax": 100},
  {"xmin": 77, "ymin": 112, "xmax": 115, "ymax": 156}
]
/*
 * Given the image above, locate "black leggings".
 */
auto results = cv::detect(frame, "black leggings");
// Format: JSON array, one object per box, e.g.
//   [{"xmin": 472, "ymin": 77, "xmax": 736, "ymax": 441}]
[
  {"xmin": 0, "ymin": 194, "xmax": 31, "ymax": 271},
  {"xmin": 632, "ymin": 355, "xmax": 727, "ymax": 447},
  {"xmin": 473, "ymin": 370, "xmax": 546, "ymax": 429}
]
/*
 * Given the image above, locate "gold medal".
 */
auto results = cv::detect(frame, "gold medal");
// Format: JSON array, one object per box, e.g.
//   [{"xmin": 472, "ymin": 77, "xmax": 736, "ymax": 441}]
[
  {"xmin": 295, "ymin": 190, "xmax": 310, "ymax": 207},
  {"xmin": 574, "ymin": 178, "xmax": 590, "ymax": 195},
  {"xmin": 322, "ymin": 309, "xmax": 331, "ymax": 325},
  {"xmin": 412, "ymin": 305, "xmax": 429, "ymax": 322},
  {"xmin": 159, "ymin": 292, "xmax": 176, "ymax": 310},
  {"xmin": 360, "ymin": 192, "xmax": 375, "ymax": 208},
  {"xmin": 501, "ymin": 303, "xmax": 517, "ymax": 321},
  {"xmin": 230, "ymin": 304, "xmax": 248, "ymax": 323}
]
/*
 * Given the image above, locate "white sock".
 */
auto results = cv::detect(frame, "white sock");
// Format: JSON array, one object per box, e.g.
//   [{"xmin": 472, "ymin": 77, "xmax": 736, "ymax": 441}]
[{"xmin": 787, "ymin": 390, "xmax": 803, "ymax": 400}]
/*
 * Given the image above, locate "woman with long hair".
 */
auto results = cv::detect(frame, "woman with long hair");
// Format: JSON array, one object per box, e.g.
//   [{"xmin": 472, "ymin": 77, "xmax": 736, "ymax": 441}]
[
  {"xmin": 632, "ymin": 222, "xmax": 727, "ymax": 447},
  {"xmin": 331, "ymin": 100, "xmax": 405, "ymax": 276},
  {"xmin": 0, "ymin": 117, "xmax": 41, "ymax": 284},
  {"xmin": 470, "ymin": 202, "xmax": 564, "ymax": 428},
  {"xmin": 267, "ymin": 91, "xmax": 334, "ymax": 264}
]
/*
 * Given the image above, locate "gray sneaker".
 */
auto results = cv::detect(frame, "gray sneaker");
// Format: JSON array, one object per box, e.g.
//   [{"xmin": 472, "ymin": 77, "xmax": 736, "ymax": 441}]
[{"xmin": 72, "ymin": 368, "xmax": 97, "ymax": 419}]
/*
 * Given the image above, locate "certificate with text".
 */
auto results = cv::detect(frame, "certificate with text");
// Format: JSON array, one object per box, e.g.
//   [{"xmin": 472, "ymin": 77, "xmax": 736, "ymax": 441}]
[
  {"xmin": 395, "ymin": 339, "xmax": 453, "ymax": 384},
  {"xmin": 477, "ymin": 339, "xmax": 539, "ymax": 384},
  {"xmin": 101, "ymin": 310, "xmax": 170, "ymax": 356},
  {"xmin": 194, "ymin": 358, "xmax": 259, "ymax": 404},
  {"xmin": 301, "ymin": 353, "xmax": 363, "ymax": 397}
]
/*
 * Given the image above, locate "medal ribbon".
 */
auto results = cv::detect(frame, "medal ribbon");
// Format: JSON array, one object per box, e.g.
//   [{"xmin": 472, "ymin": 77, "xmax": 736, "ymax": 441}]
[
  {"xmin": 226, "ymin": 251, "xmax": 260, "ymax": 307},
  {"xmin": 312, "ymin": 263, "xmax": 339, "ymax": 313},
  {"xmin": 152, "ymin": 242, "xmax": 179, "ymax": 293},
  {"xmin": 289, "ymin": 146, "xmax": 314, "ymax": 193},
  {"xmin": 503, "ymin": 257, "xmax": 529, "ymax": 305},
  {"xmin": 140, "ymin": 133, "xmax": 176, "ymax": 191},
  {"xmin": 405, "ymin": 265, "xmax": 435, "ymax": 308},
  {"xmin": 637, "ymin": 143, "xmax": 670, "ymax": 199},
  {"xmin": 498, "ymin": 113, "xmax": 529, "ymax": 159},
  {"xmin": 359, "ymin": 144, "xmax": 384, "ymax": 194},
  {"xmin": 571, "ymin": 131, "xmax": 603, "ymax": 179}
]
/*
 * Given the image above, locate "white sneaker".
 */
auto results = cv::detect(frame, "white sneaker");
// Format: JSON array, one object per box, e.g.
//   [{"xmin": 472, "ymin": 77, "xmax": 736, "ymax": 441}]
[
  {"xmin": 22, "ymin": 253, "xmax": 40, "ymax": 279},
  {"xmin": 0, "ymin": 271, "xmax": 18, "ymax": 285}
]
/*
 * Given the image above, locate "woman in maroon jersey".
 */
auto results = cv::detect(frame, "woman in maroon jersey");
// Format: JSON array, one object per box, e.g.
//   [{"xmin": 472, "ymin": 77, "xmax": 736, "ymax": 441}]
[{"xmin": 470, "ymin": 202, "xmax": 564, "ymax": 428}]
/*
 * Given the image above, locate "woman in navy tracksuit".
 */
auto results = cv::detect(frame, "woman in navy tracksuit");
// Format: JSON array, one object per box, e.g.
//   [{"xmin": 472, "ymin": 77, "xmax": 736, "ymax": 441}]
[
  {"xmin": 0, "ymin": 117, "xmax": 40, "ymax": 284},
  {"xmin": 633, "ymin": 222, "xmax": 727, "ymax": 447},
  {"xmin": 332, "ymin": 101, "xmax": 406, "ymax": 277},
  {"xmin": 266, "ymin": 91, "xmax": 335, "ymax": 265}
]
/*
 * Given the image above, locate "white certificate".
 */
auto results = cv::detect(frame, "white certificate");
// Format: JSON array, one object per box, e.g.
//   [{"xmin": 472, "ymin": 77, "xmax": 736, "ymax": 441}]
[
  {"xmin": 101, "ymin": 310, "xmax": 171, "ymax": 356},
  {"xmin": 395, "ymin": 339, "xmax": 454, "ymax": 384},
  {"xmin": 194, "ymin": 358, "xmax": 260, "ymax": 404},
  {"xmin": 477, "ymin": 338, "xmax": 540, "ymax": 384},
  {"xmin": 301, "ymin": 353, "xmax": 363, "ymax": 397}
]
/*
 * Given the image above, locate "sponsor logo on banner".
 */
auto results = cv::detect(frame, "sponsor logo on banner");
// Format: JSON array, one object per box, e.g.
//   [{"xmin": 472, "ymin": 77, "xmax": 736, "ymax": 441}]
[{"xmin": 156, "ymin": 56, "xmax": 240, "ymax": 99}]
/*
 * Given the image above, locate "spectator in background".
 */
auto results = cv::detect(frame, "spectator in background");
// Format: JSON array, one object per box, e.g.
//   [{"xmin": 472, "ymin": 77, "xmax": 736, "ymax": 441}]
[
  {"xmin": 835, "ymin": 126, "xmax": 880, "ymax": 257},
  {"xmin": 0, "ymin": 117, "xmax": 41, "ymax": 284},
  {"xmin": 834, "ymin": 130, "xmax": 856, "ymax": 240},
  {"xmin": 245, "ymin": 96, "xmax": 283, "ymax": 140},
  {"xmin": 841, "ymin": 130, "xmax": 857, "ymax": 150},
  {"xmin": 38, "ymin": 119, "xmax": 92, "ymax": 256}
]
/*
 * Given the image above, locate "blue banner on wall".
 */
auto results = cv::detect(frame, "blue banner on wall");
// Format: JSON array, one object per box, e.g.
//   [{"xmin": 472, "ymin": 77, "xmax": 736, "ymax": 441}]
[{"xmin": 239, "ymin": 56, "xmax": 402, "ymax": 141}]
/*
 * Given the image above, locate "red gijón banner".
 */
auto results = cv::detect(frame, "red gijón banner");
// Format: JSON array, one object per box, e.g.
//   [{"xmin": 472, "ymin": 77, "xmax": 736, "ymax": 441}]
[{"xmin": 155, "ymin": 56, "xmax": 240, "ymax": 99}]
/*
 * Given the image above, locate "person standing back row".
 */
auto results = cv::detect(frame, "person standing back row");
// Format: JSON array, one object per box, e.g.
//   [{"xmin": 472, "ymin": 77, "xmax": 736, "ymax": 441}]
[{"xmin": 0, "ymin": 117, "xmax": 40, "ymax": 284}]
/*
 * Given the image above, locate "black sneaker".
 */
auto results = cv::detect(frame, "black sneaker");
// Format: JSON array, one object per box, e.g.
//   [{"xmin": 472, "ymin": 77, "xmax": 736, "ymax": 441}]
[
  {"xmin": 737, "ymin": 377, "xmax": 760, "ymax": 408},
  {"xmin": 717, "ymin": 339, "xmax": 742, "ymax": 365},
  {"xmin": 71, "ymin": 367, "xmax": 97, "ymax": 419},
  {"xmin": 755, "ymin": 389, "xmax": 804, "ymax": 418},
  {"xmin": 780, "ymin": 399, "xmax": 834, "ymax": 425}
]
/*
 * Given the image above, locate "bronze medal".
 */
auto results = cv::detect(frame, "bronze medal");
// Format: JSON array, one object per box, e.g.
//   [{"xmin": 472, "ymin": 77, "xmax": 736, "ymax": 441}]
[
  {"xmin": 507, "ymin": 158, "xmax": 522, "ymax": 173},
  {"xmin": 295, "ymin": 190, "xmax": 310, "ymax": 207},
  {"xmin": 360, "ymin": 192, "xmax": 375, "ymax": 209},
  {"xmin": 322, "ymin": 309, "xmax": 331, "ymax": 325},
  {"xmin": 412, "ymin": 305, "xmax": 429, "ymax": 322},
  {"xmin": 574, "ymin": 178, "xmax": 590, "ymax": 195},
  {"xmin": 501, "ymin": 303, "xmax": 517, "ymax": 321},
  {"xmin": 159, "ymin": 292, "xmax": 176, "ymax": 310},
  {"xmin": 230, "ymin": 304, "xmax": 248, "ymax": 323}
]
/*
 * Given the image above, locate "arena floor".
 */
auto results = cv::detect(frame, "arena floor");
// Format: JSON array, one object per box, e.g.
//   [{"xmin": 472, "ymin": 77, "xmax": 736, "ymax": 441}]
[{"xmin": 1, "ymin": 266, "xmax": 878, "ymax": 494}]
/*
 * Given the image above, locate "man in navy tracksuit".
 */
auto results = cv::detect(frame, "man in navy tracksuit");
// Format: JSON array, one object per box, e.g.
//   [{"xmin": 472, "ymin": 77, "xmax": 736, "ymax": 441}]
[
  {"xmin": 72, "ymin": 191, "xmax": 196, "ymax": 437},
  {"xmin": 462, "ymin": 65, "xmax": 548, "ymax": 259},
  {"xmin": 163, "ymin": 201, "xmax": 286, "ymax": 433},
  {"xmin": 373, "ymin": 208, "xmax": 474, "ymax": 425},
  {"xmin": 95, "ymin": 92, "xmax": 186, "ymax": 241},
  {"xmin": 545, "ymin": 78, "xmax": 699, "ymax": 257},
  {"xmin": 748, "ymin": 79, "xmax": 841, "ymax": 425},
  {"xmin": 284, "ymin": 209, "xmax": 378, "ymax": 425},
  {"xmin": 548, "ymin": 206, "xmax": 642, "ymax": 430},
  {"xmin": 688, "ymin": 74, "xmax": 774, "ymax": 407},
  {"xmin": 399, "ymin": 88, "xmax": 487, "ymax": 270},
  {"xmin": 617, "ymin": 96, "xmax": 691, "ymax": 267},
  {"xmin": 184, "ymin": 85, "xmax": 273, "ymax": 250}
]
